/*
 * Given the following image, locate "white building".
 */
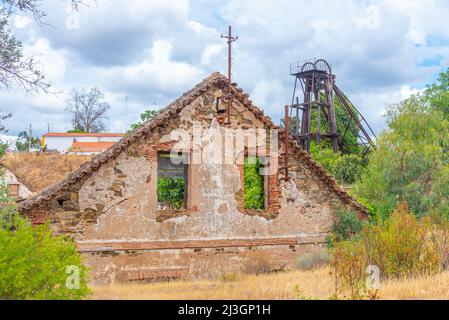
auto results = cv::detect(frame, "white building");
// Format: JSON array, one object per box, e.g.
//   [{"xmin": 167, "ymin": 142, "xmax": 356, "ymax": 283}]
[{"xmin": 42, "ymin": 133, "xmax": 124, "ymax": 153}]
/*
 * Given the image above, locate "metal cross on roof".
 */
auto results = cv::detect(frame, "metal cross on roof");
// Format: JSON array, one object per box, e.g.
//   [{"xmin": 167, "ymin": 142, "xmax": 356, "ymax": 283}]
[{"xmin": 221, "ymin": 25, "xmax": 238, "ymax": 124}]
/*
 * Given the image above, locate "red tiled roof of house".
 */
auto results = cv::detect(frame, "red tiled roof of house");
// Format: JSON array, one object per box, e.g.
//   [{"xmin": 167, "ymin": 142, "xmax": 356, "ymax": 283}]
[
  {"xmin": 44, "ymin": 133, "xmax": 124, "ymax": 138},
  {"xmin": 71, "ymin": 141, "xmax": 116, "ymax": 153}
]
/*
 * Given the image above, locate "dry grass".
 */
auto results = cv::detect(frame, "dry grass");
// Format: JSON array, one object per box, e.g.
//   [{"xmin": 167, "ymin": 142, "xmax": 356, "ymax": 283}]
[
  {"xmin": 1, "ymin": 153, "xmax": 90, "ymax": 191},
  {"xmin": 91, "ymin": 268, "xmax": 449, "ymax": 300}
]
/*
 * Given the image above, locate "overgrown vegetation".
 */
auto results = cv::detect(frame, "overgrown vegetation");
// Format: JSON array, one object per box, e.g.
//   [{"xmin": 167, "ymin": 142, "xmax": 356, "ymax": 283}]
[
  {"xmin": 243, "ymin": 157, "xmax": 265, "ymax": 210},
  {"xmin": 130, "ymin": 109, "xmax": 160, "ymax": 131},
  {"xmin": 354, "ymin": 90, "xmax": 449, "ymax": 219},
  {"xmin": 157, "ymin": 177, "xmax": 185, "ymax": 210},
  {"xmin": 312, "ymin": 147, "xmax": 366, "ymax": 185},
  {"xmin": 15, "ymin": 131, "xmax": 41, "ymax": 152},
  {"xmin": 327, "ymin": 208, "xmax": 364, "ymax": 245},
  {"xmin": 330, "ymin": 203, "xmax": 449, "ymax": 299},
  {"xmin": 296, "ymin": 250, "xmax": 329, "ymax": 271},
  {"xmin": 242, "ymin": 252, "xmax": 275, "ymax": 275},
  {"xmin": 91, "ymin": 267, "xmax": 449, "ymax": 300},
  {"xmin": 324, "ymin": 69, "xmax": 449, "ymax": 299},
  {"xmin": 0, "ymin": 181, "xmax": 90, "ymax": 300}
]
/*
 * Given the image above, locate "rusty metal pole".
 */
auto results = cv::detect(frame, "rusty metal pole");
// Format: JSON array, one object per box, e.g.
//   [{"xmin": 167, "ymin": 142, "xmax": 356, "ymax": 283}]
[
  {"xmin": 221, "ymin": 26, "xmax": 238, "ymax": 125},
  {"xmin": 284, "ymin": 105, "xmax": 290, "ymax": 181},
  {"xmin": 227, "ymin": 25, "xmax": 232, "ymax": 124}
]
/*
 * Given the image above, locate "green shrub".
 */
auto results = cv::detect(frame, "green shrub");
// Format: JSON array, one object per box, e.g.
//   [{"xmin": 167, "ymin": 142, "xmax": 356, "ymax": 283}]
[
  {"xmin": 0, "ymin": 207, "xmax": 90, "ymax": 300},
  {"xmin": 329, "ymin": 208, "xmax": 364, "ymax": 244},
  {"xmin": 330, "ymin": 239, "xmax": 368, "ymax": 300},
  {"xmin": 157, "ymin": 177, "xmax": 185, "ymax": 210},
  {"xmin": 243, "ymin": 157, "xmax": 265, "ymax": 210},
  {"xmin": 296, "ymin": 250, "xmax": 329, "ymax": 271},
  {"xmin": 310, "ymin": 147, "xmax": 366, "ymax": 185},
  {"xmin": 330, "ymin": 204, "xmax": 441, "ymax": 296},
  {"xmin": 242, "ymin": 252, "xmax": 274, "ymax": 275},
  {"xmin": 220, "ymin": 272, "xmax": 239, "ymax": 282},
  {"xmin": 330, "ymin": 203, "xmax": 448, "ymax": 299},
  {"xmin": 331, "ymin": 154, "xmax": 365, "ymax": 185},
  {"xmin": 362, "ymin": 203, "xmax": 439, "ymax": 279}
]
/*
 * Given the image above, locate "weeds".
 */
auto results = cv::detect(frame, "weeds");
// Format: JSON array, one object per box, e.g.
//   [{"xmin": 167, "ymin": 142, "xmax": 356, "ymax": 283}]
[
  {"xmin": 296, "ymin": 250, "xmax": 329, "ymax": 271},
  {"xmin": 242, "ymin": 252, "xmax": 275, "ymax": 275},
  {"xmin": 329, "ymin": 203, "xmax": 448, "ymax": 299}
]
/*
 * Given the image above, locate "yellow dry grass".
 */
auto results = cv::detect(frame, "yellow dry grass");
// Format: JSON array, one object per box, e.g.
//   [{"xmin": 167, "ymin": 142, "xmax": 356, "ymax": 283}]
[
  {"xmin": 91, "ymin": 268, "xmax": 449, "ymax": 300},
  {"xmin": 1, "ymin": 153, "xmax": 90, "ymax": 191}
]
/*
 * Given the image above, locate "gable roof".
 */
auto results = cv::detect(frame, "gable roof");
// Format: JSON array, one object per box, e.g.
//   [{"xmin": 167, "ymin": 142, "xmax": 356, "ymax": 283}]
[{"xmin": 18, "ymin": 72, "xmax": 368, "ymax": 215}]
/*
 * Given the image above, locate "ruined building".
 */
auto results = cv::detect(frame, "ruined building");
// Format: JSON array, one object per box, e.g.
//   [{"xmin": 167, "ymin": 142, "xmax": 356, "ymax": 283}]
[{"xmin": 18, "ymin": 73, "xmax": 367, "ymax": 283}]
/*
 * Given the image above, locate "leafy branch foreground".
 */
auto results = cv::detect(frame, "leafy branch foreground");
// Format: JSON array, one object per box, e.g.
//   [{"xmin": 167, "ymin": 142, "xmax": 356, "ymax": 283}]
[{"xmin": 0, "ymin": 205, "xmax": 90, "ymax": 300}]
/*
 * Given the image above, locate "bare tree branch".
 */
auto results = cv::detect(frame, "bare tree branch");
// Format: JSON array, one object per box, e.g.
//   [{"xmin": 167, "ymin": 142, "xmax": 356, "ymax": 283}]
[
  {"xmin": 0, "ymin": 0, "xmax": 91, "ymax": 93},
  {"xmin": 65, "ymin": 87, "xmax": 111, "ymax": 133}
]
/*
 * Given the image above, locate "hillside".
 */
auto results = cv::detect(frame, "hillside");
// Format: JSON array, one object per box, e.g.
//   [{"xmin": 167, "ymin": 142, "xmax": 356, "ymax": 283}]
[{"xmin": 1, "ymin": 153, "xmax": 90, "ymax": 192}]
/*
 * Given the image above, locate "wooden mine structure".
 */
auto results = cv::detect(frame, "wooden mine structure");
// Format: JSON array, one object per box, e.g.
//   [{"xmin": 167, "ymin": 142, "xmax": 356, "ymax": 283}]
[{"xmin": 286, "ymin": 58, "xmax": 377, "ymax": 156}]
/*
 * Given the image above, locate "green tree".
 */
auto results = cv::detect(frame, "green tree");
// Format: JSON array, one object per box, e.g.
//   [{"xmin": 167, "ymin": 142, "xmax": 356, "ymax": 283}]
[
  {"xmin": 0, "ymin": 111, "xmax": 12, "ymax": 155},
  {"xmin": 130, "ymin": 109, "xmax": 160, "ymax": 131},
  {"xmin": 15, "ymin": 131, "xmax": 40, "ymax": 152},
  {"xmin": 424, "ymin": 68, "xmax": 449, "ymax": 120},
  {"xmin": 354, "ymin": 95, "xmax": 449, "ymax": 219},
  {"xmin": 310, "ymin": 145, "xmax": 366, "ymax": 185},
  {"xmin": 67, "ymin": 129, "xmax": 86, "ymax": 134},
  {"xmin": 157, "ymin": 177, "xmax": 185, "ymax": 210},
  {"xmin": 328, "ymin": 208, "xmax": 364, "ymax": 245}
]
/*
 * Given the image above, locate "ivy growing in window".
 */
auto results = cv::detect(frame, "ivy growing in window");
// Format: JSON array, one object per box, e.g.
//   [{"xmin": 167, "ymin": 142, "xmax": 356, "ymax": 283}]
[
  {"xmin": 157, "ymin": 152, "xmax": 187, "ymax": 210},
  {"xmin": 157, "ymin": 177, "xmax": 185, "ymax": 210},
  {"xmin": 244, "ymin": 157, "xmax": 265, "ymax": 210}
]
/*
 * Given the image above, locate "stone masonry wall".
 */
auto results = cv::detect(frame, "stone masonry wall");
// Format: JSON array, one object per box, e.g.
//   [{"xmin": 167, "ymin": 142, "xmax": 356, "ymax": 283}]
[{"xmin": 23, "ymin": 84, "xmax": 359, "ymax": 283}]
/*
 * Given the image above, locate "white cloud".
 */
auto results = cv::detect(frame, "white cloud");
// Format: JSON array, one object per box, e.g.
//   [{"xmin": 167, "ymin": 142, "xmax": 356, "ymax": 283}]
[
  {"xmin": 23, "ymin": 38, "xmax": 68, "ymax": 83},
  {"xmin": 355, "ymin": 4, "xmax": 381, "ymax": 30},
  {"xmin": 201, "ymin": 43, "xmax": 225, "ymax": 65},
  {"xmin": 383, "ymin": 0, "xmax": 449, "ymax": 44},
  {"xmin": 13, "ymin": 15, "xmax": 32, "ymax": 29},
  {"xmin": 107, "ymin": 39, "xmax": 203, "ymax": 92},
  {"xmin": 0, "ymin": 0, "xmax": 447, "ymax": 137}
]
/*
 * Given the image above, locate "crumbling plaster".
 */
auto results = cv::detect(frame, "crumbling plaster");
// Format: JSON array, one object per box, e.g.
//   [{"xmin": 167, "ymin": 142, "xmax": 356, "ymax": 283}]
[
  {"xmin": 74, "ymin": 89, "xmax": 336, "ymax": 243},
  {"xmin": 21, "ymin": 83, "xmax": 358, "ymax": 282}
]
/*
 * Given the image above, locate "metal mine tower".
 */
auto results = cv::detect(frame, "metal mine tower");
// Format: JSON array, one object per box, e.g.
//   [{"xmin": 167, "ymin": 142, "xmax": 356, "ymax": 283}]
[{"xmin": 286, "ymin": 59, "xmax": 377, "ymax": 156}]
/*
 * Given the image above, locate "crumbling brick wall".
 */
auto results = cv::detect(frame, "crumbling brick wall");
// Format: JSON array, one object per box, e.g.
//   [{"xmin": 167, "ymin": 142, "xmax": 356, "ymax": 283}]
[{"xmin": 20, "ymin": 80, "xmax": 364, "ymax": 283}]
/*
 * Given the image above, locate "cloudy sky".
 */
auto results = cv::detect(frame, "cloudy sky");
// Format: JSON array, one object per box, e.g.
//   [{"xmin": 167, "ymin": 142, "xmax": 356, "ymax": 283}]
[{"xmin": 1, "ymin": 0, "xmax": 448, "ymax": 139}]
